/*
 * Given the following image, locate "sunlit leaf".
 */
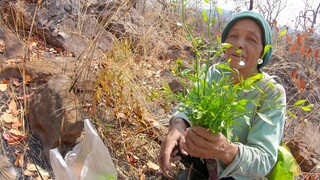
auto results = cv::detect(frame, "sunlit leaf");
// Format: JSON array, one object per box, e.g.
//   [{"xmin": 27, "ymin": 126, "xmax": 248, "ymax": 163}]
[
  {"xmin": 216, "ymin": 7, "xmax": 223, "ymax": 14},
  {"xmin": 0, "ymin": 83, "xmax": 7, "ymax": 92},
  {"xmin": 278, "ymin": 28, "xmax": 286, "ymax": 38},
  {"xmin": 203, "ymin": 0, "xmax": 209, "ymax": 3},
  {"xmin": 1, "ymin": 113, "xmax": 14, "ymax": 124},
  {"xmin": 262, "ymin": 45, "xmax": 272, "ymax": 58},
  {"xmin": 202, "ymin": 10, "xmax": 208, "ymax": 22},
  {"xmin": 287, "ymin": 110, "xmax": 296, "ymax": 118},
  {"xmin": 9, "ymin": 100, "xmax": 18, "ymax": 116},
  {"xmin": 221, "ymin": 43, "xmax": 232, "ymax": 49},
  {"xmin": 300, "ymin": 104, "xmax": 313, "ymax": 112},
  {"xmin": 293, "ymin": 100, "xmax": 306, "ymax": 106}
]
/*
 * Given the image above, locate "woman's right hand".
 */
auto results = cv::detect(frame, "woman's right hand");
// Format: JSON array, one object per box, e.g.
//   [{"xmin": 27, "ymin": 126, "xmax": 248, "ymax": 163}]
[{"xmin": 158, "ymin": 118, "xmax": 189, "ymax": 178}]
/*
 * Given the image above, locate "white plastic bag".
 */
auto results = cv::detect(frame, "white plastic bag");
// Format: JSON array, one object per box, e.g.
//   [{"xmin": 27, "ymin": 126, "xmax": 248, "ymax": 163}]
[{"xmin": 50, "ymin": 119, "xmax": 117, "ymax": 180}]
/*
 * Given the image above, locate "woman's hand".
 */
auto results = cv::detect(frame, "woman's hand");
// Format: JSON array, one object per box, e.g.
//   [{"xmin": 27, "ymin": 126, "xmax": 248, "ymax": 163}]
[
  {"xmin": 158, "ymin": 118, "xmax": 189, "ymax": 178},
  {"xmin": 180, "ymin": 126, "xmax": 239, "ymax": 165}
]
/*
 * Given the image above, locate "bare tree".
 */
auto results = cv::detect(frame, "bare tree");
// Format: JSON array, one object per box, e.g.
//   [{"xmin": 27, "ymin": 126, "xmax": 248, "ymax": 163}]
[
  {"xmin": 256, "ymin": 0, "xmax": 287, "ymax": 27},
  {"xmin": 295, "ymin": 1, "xmax": 320, "ymax": 31}
]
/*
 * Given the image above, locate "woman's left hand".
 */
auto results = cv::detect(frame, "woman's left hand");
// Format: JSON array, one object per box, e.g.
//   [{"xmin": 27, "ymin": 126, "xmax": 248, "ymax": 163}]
[{"xmin": 180, "ymin": 126, "xmax": 239, "ymax": 165}]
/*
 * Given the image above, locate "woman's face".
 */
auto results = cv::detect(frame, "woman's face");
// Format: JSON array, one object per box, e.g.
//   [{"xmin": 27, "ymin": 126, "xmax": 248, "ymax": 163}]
[{"xmin": 224, "ymin": 19, "xmax": 263, "ymax": 79}]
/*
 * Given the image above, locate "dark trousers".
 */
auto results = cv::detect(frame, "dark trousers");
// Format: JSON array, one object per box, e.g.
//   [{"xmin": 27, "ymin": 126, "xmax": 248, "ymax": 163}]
[{"xmin": 178, "ymin": 154, "xmax": 235, "ymax": 180}]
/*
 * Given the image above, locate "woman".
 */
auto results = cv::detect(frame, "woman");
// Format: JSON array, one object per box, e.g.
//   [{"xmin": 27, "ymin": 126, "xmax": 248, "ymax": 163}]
[{"xmin": 158, "ymin": 11, "xmax": 286, "ymax": 179}]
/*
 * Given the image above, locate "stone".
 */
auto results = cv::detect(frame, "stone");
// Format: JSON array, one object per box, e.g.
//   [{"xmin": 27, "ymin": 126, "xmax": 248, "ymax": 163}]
[{"xmin": 28, "ymin": 75, "xmax": 83, "ymax": 160}]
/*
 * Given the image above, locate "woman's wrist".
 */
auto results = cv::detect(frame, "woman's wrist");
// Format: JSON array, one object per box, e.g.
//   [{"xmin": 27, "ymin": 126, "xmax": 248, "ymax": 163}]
[{"xmin": 220, "ymin": 143, "xmax": 239, "ymax": 165}]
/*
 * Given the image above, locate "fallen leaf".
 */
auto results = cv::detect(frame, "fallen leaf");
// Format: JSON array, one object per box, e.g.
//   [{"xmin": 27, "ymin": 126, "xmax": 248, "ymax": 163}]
[
  {"xmin": 139, "ymin": 173, "xmax": 146, "ymax": 180},
  {"xmin": 146, "ymin": 161, "xmax": 160, "ymax": 172},
  {"xmin": 26, "ymin": 163, "xmax": 38, "ymax": 172},
  {"xmin": 12, "ymin": 117, "xmax": 22, "ymax": 129},
  {"xmin": 14, "ymin": 153, "xmax": 24, "ymax": 167},
  {"xmin": 1, "ymin": 113, "xmax": 14, "ymax": 124},
  {"xmin": 24, "ymin": 75, "xmax": 32, "ymax": 83},
  {"xmin": 8, "ymin": 100, "xmax": 19, "ymax": 116},
  {"xmin": 0, "ymin": 83, "xmax": 8, "ymax": 92},
  {"xmin": 9, "ymin": 129, "xmax": 28, "ymax": 140},
  {"xmin": 23, "ymin": 169, "xmax": 34, "ymax": 176},
  {"xmin": 129, "ymin": 154, "xmax": 139, "ymax": 166}
]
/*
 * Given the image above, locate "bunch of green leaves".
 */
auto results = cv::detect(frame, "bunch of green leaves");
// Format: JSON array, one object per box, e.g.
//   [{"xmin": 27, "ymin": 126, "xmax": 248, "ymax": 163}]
[{"xmin": 175, "ymin": 62, "xmax": 263, "ymax": 140}]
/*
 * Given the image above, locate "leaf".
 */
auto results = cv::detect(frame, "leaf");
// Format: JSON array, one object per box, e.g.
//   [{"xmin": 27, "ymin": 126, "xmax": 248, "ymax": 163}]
[
  {"xmin": 262, "ymin": 45, "xmax": 272, "ymax": 58},
  {"xmin": 314, "ymin": 48, "xmax": 319, "ymax": 61},
  {"xmin": 1, "ymin": 113, "xmax": 14, "ymax": 124},
  {"xmin": 300, "ymin": 46, "xmax": 305, "ymax": 55},
  {"xmin": 305, "ymin": 47, "xmax": 312, "ymax": 58},
  {"xmin": 203, "ymin": 0, "xmax": 209, "ymax": 3},
  {"xmin": 221, "ymin": 43, "xmax": 233, "ymax": 49},
  {"xmin": 146, "ymin": 161, "xmax": 160, "ymax": 172},
  {"xmin": 295, "ymin": 76, "xmax": 305, "ymax": 93},
  {"xmin": 9, "ymin": 100, "xmax": 18, "ymax": 116},
  {"xmin": 257, "ymin": 112, "xmax": 273, "ymax": 125},
  {"xmin": 291, "ymin": 68, "xmax": 298, "ymax": 79},
  {"xmin": 278, "ymin": 28, "xmax": 286, "ymax": 38},
  {"xmin": 275, "ymin": 26, "xmax": 280, "ymax": 32},
  {"xmin": 289, "ymin": 45, "xmax": 297, "ymax": 53},
  {"xmin": 24, "ymin": 75, "xmax": 32, "ymax": 83},
  {"xmin": 26, "ymin": 163, "xmax": 38, "ymax": 172},
  {"xmin": 216, "ymin": 7, "xmax": 223, "ymax": 14},
  {"xmin": 293, "ymin": 100, "xmax": 306, "ymax": 106},
  {"xmin": 286, "ymin": 35, "xmax": 291, "ymax": 43},
  {"xmin": 301, "ymin": 104, "xmax": 313, "ymax": 112},
  {"xmin": 287, "ymin": 110, "xmax": 296, "ymax": 118},
  {"xmin": 297, "ymin": 34, "xmax": 303, "ymax": 44},
  {"xmin": 0, "ymin": 83, "xmax": 7, "ymax": 92},
  {"xmin": 202, "ymin": 10, "xmax": 208, "ymax": 23}
]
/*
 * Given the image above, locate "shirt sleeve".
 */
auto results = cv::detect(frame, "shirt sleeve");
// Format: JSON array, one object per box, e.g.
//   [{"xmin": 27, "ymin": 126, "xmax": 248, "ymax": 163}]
[{"xmin": 217, "ymin": 78, "xmax": 286, "ymax": 179}]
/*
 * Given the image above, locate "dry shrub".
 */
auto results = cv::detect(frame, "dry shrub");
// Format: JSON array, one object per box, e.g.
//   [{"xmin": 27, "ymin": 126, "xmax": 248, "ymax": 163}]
[{"xmin": 92, "ymin": 38, "xmax": 171, "ymax": 179}]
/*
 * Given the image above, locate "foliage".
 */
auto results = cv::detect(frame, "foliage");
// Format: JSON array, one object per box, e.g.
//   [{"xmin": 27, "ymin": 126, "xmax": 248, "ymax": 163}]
[{"xmin": 269, "ymin": 143, "xmax": 301, "ymax": 180}]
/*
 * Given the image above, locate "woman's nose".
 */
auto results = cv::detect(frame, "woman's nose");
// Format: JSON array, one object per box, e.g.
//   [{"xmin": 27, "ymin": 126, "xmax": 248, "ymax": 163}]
[{"xmin": 233, "ymin": 38, "xmax": 245, "ymax": 49}]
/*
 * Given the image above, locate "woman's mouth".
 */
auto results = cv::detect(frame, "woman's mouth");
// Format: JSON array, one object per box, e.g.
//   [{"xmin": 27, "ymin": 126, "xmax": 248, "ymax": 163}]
[{"xmin": 230, "ymin": 54, "xmax": 246, "ymax": 66}]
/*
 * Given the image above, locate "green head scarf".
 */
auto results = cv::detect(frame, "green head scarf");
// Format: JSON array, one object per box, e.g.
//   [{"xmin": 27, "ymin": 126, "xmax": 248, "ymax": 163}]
[{"xmin": 221, "ymin": 11, "xmax": 273, "ymax": 69}]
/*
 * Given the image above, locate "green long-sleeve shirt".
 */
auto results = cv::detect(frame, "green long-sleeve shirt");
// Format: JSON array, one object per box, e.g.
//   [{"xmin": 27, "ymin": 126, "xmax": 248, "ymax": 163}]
[{"xmin": 171, "ymin": 64, "xmax": 286, "ymax": 179}]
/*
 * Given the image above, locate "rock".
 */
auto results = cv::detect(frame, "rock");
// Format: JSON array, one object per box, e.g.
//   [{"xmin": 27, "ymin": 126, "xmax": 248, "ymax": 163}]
[
  {"xmin": 28, "ymin": 75, "xmax": 83, "ymax": 161},
  {"xmin": 0, "ymin": 25, "xmax": 24, "ymax": 59}
]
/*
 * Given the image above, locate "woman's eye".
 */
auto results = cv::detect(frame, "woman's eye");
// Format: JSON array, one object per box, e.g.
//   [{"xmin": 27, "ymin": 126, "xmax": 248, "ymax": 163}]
[{"xmin": 249, "ymin": 37, "xmax": 257, "ymax": 43}]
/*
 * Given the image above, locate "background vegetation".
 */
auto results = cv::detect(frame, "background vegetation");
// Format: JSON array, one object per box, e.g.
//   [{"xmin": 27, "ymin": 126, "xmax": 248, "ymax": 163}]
[{"xmin": 0, "ymin": 0, "xmax": 319, "ymax": 179}]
